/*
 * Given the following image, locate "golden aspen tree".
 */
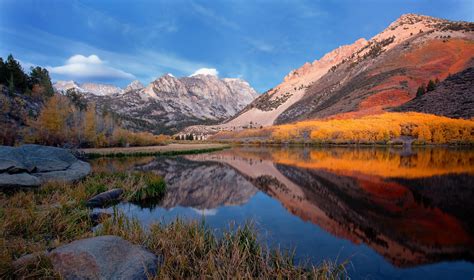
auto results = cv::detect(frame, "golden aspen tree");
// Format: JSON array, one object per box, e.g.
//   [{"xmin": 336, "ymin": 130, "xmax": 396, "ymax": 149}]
[{"xmin": 33, "ymin": 94, "xmax": 70, "ymax": 145}]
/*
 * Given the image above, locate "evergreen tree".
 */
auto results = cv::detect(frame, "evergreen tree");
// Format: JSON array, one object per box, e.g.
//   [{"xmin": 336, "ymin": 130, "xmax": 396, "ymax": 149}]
[
  {"xmin": 5, "ymin": 54, "xmax": 28, "ymax": 91},
  {"xmin": 66, "ymin": 88, "xmax": 88, "ymax": 111},
  {"xmin": 8, "ymin": 73, "xmax": 15, "ymax": 94},
  {"xmin": 29, "ymin": 66, "xmax": 54, "ymax": 97},
  {"xmin": 416, "ymin": 84, "xmax": 426, "ymax": 98},
  {"xmin": 427, "ymin": 80, "xmax": 436, "ymax": 92},
  {"xmin": 0, "ymin": 58, "xmax": 6, "ymax": 85}
]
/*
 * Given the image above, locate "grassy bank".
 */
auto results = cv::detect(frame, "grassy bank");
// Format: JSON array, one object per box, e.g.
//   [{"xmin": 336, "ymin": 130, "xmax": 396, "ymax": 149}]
[
  {"xmin": 212, "ymin": 112, "xmax": 474, "ymax": 145},
  {"xmin": 81, "ymin": 143, "xmax": 230, "ymax": 158},
  {"xmin": 0, "ymin": 173, "xmax": 347, "ymax": 279}
]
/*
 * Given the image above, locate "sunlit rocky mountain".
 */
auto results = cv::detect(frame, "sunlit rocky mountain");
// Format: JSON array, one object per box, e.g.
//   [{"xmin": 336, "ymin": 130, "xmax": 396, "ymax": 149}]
[{"xmin": 183, "ymin": 14, "xmax": 474, "ymax": 136}]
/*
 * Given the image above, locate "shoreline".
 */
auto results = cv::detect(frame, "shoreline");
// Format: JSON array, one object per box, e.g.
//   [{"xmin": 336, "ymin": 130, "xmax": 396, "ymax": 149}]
[{"xmin": 80, "ymin": 143, "xmax": 230, "ymax": 158}]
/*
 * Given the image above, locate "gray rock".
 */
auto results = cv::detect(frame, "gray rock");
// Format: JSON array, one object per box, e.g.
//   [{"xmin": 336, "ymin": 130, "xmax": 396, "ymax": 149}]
[
  {"xmin": 87, "ymin": 188, "xmax": 124, "ymax": 208},
  {"xmin": 0, "ymin": 159, "xmax": 27, "ymax": 173},
  {"xmin": 0, "ymin": 173, "xmax": 41, "ymax": 188},
  {"xmin": 0, "ymin": 144, "xmax": 91, "ymax": 189},
  {"xmin": 48, "ymin": 236, "xmax": 159, "ymax": 279}
]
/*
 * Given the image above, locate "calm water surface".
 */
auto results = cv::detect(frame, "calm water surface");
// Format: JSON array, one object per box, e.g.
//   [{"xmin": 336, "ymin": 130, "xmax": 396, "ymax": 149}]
[{"xmin": 90, "ymin": 147, "xmax": 474, "ymax": 280}]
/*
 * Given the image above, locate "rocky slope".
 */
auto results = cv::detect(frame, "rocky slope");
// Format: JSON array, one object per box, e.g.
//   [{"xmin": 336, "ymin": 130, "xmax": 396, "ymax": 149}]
[
  {"xmin": 275, "ymin": 15, "xmax": 474, "ymax": 124},
  {"xmin": 88, "ymin": 74, "xmax": 258, "ymax": 134},
  {"xmin": 185, "ymin": 14, "xmax": 473, "ymax": 135},
  {"xmin": 393, "ymin": 66, "xmax": 474, "ymax": 118}
]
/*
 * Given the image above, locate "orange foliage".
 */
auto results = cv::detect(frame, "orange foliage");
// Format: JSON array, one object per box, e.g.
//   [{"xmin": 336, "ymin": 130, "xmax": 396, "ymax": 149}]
[
  {"xmin": 402, "ymin": 39, "xmax": 474, "ymax": 80},
  {"xmin": 215, "ymin": 112, "xmax": 474, "ymax": 145},
  {"xmin": 28, "ymin": 95, "xmax": 72, "ymax": 145},
  {"xmin": 274, "ymin": 112, "xmax": 474, "ymax": 144}
]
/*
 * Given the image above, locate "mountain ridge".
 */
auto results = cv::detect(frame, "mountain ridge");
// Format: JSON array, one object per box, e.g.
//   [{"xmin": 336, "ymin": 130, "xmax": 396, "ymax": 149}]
[
  {"xmin": 182, "ymin": 13, "xmax": 474, "ymax": 136},
  {"xmin": 81, "ymin": 73, "xmax": 258, "ymax": 134}
]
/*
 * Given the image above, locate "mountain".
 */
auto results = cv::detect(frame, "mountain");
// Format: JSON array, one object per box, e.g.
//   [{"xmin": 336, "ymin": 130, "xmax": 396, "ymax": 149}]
[
  {"xmin": 86, "ymin": 74, "xmax": 258, "ymax": 134},
  {"xmin": 274, "ymin": 14, "xmax": 473, "ymax": 124},
  {"xmin": 123, "ymin": 80, "xmax": 144, "ymax": 92},
  {"xmin": 393, "ymin": 67, "xmax": 474, "ymax": 118},
  {"xmin": 53, "ymin": 80, "xmax": 82, "ymax": 93},
  {"xmin": 185, "ymin": 14, "xmax": 473, "ymax": 135},
  {"xmin": 53, "ymin": 80, "xmax": 123, "ymax": 96}
]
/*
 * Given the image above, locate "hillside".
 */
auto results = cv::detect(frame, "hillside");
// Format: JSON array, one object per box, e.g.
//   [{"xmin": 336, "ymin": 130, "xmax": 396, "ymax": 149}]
[
  {"xmin": 276, "ymin": 16, "xmax": 474, "ymax": 124},
  {"xmin": 184, "ymin": 14, "xmax": 473, "ymax": 136},
  {"xmin": 393, "ymin": 67, "xmax": 474, "ymax": 118}
]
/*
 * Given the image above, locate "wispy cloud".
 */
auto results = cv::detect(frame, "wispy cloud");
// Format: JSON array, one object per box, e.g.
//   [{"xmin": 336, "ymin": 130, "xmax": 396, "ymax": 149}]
[
  {"xmin": 245, "ymin": 38, "xmax": 275, "ymax": 53},
  {"xmin": 48, "ymin": 54, "xmax": 135, "ymax": 80},
  {"xmin": 191, "ymin": 2, "xmax": 240, "ymax": 30},
  {"xmin": 73, "ymin": 1, "xmax": 132, "ymax": 34}
]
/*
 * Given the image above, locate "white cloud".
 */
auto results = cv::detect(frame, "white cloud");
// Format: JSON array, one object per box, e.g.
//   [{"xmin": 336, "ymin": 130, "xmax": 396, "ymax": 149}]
[
  {"xmin": 49, "ymin": 54, "xmax": 135, "ymax": 80},
  {"xmin": 67, "ymin": 54, "xmax": 102, "ymax": 64},
  {"xmin": 190, "ymin": 67, "xmax": 218, "ymax": 77}
]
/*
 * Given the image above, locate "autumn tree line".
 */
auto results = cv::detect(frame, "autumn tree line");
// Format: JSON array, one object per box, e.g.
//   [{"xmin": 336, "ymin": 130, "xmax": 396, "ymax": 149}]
[
  {"xmin": 213, "ymin": 112, "xmax": 474, "ymax": 145},
  {"xmin": 0, "ymin": 54, "xmax": 168, "ymax": 147}
]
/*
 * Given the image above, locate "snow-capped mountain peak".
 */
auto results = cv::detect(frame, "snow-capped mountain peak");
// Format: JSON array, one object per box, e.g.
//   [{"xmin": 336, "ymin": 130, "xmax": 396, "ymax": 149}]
[{"xmin": 53, "ymin": 81, "xmax": 122, "ymax": 96}]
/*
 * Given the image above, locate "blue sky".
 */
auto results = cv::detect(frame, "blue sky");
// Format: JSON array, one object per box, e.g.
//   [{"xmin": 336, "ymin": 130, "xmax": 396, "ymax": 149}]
[{"xmin": 0, "ymin": 0, "xmax": 472, "ymax": 92}]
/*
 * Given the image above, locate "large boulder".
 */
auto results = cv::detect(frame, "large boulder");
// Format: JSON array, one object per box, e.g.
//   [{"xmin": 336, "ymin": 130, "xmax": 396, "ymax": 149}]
[
  {"xmin": 0, "ymin": 144, "xmax": 91, "ymax": 188},
  {"xmin": 48, "ymin": 236, "xmax": 159, "ymax": 279},
  {"xmin": 13, "ymin": 236, "xmax": 160, "ymax": 279}
]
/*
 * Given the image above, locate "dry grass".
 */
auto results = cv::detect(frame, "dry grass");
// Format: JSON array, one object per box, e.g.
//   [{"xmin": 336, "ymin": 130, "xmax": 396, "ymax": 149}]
[
  {"xmin": 97, "ymin": 210, "xmax": 348, "ymax": 279},
  {"xmin": 0, "ymin": 173, "xmax": 347, "ymax": 279}
]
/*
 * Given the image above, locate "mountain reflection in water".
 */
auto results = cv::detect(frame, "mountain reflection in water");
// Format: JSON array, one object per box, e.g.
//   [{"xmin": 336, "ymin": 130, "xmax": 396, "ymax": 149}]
[{"xmin": 90, "ymin": 147, "xmax": 474, "ymax": 279}]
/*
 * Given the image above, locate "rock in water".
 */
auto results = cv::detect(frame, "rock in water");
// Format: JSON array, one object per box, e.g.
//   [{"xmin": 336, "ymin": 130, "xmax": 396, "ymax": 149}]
[
  {"xmin": 86, "ymin": 188, "xmax": 124, "ymax": 208},
  {"xmin": 49, "ymin": 236, "xmax": 159, "ymax": 279},
  {"xmin": 0, "ymin": 144, "xmax": 91, "ymax": 189}
]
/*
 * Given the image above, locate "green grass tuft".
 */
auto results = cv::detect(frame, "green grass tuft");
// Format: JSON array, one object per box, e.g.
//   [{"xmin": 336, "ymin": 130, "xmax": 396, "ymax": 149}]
[{"xmin": 127, "ymin": 172, "xmax": 166, "ymax": 202}]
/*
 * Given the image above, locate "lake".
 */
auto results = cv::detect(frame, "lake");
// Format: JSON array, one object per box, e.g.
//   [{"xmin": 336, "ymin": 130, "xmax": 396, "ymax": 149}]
[{"xmin": 90, "ymin": 146, "xmax": 474, "ymax": 280}]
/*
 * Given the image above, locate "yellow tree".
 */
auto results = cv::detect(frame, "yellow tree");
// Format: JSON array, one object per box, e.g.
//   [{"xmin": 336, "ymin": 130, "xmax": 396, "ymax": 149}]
[{"xmin": 33, "ymin": 94, "xmax": 70, "ymax": 145}]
